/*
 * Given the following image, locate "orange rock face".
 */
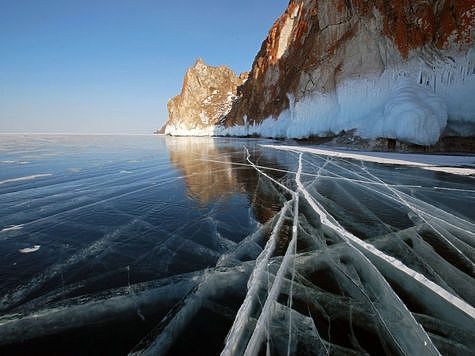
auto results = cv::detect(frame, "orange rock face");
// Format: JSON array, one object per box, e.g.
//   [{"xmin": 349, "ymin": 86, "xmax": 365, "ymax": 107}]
[
  {"xmin": 163, "ymin": 59, "xmax": 248, "ymax": 134},
  {"xmin": 224, "ymin": 0, "xmax": 475, "ymax": 128}
]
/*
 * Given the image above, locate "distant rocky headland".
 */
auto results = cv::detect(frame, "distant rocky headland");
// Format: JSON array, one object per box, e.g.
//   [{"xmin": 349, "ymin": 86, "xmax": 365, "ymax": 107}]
[{"xmin": 162, "ymin": 0, "xmax": 475, "ymax": 149}]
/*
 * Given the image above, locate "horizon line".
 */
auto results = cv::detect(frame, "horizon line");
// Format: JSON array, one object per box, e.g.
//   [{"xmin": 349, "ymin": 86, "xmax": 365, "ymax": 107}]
[{"xmin": 0, "ymin": 132, "xmax": 157, "ymax": 136}]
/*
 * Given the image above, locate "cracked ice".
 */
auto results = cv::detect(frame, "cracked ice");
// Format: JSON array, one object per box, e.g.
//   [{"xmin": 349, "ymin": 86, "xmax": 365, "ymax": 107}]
[{"xmin": 0, "ymin": 135, "xmax": 474, "ymax": 355}]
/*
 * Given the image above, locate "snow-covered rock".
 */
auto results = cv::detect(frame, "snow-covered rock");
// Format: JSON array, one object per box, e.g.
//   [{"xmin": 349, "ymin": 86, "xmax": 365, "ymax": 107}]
[{"xmin": 165, "ymin": 1, "xmax": 475, "ymax": 146}]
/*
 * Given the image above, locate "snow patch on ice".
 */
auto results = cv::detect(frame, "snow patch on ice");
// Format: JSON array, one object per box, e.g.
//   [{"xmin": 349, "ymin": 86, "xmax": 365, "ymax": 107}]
[
  {"xmin": 0, "ymin": 225, "xmax": 23, "ymax": 233},
  {"xmin": 0, "ymin": 174, "xmax": 52, "ymax": 185},
  {"xmin": 0, "ymin": 160, "xmax": 30, "ymax": 165},
  {"xmin": 19, "ymin": 245, "xmax": 40, "ymax": 254}
]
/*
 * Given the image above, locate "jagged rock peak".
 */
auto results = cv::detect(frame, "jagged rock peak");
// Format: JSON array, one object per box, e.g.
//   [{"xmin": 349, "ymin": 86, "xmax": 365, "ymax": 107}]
[
  {"xmin": 195, "ymin": 57, "xmax": 205, "ymax": 65},
  {"xmin": 163, "ymin": 59, "xmax": 248, "ymax": 135}
]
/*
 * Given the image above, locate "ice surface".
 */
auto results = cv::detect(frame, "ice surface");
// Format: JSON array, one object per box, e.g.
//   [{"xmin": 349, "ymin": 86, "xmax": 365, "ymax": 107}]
[
  {"xmin": 221, "ymin": 202, "xmax": 291, "ymax": 355},
  {"xmin": 262, "ymin": 144, "xmax": 475, "ymax": 176},
  {"xmin": 0, "ymin": 135, "xmax": 474, "ymax": 355}
]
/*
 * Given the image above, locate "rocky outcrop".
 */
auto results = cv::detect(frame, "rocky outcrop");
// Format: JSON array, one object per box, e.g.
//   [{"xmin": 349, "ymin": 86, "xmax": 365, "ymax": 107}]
[
  {"xmin": 163, "ymin": 59, "xmax": 248, "ymax": 135},
  {"xmin": 165, "ymin": 1, "xmax": 475, "ymax": 146},
  {"xmin": 228, "ymin": 0, "xmax": 474, "ymax": 123},
  {"xmin": 221, "ymin": 0, "xmax": 475, "ymax": 145}
]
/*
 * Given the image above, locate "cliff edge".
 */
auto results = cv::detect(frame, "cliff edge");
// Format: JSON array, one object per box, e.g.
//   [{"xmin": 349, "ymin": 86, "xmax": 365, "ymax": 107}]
[
  {"xmin": 163, "ymin": 59, "xmax": 248, "ymax": 135},
  {"xmin": 165, "ymin": 1, "xmax": 475, "ymax": 146}
]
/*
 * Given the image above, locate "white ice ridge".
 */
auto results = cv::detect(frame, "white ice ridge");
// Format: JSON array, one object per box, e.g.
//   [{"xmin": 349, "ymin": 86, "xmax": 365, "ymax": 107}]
[
  {"xmin": 243, "ymin": 194, "xmax": 300, "ymax": 356},
  {"xmin": 283, "ymin": 151, "xmax": 475, "ymax": 327},
  {"xmin": 303, "ymin": 151, "xmax": 475, "ymax": 276},
  {"xmin": 243, "ymin": 144, "xmax": 474, "ymax": 327},
  {"xmin": 244, "ymin": 147, "xmax": 294, "ymax": 194},
  {"xmin": 129, "ymin": 267, "xmax": 254, "ymax": 356},
  {"xmin": 261, "ymin": 144, "xmax": 475, "ymax": 176},
  {"xmin": 292, "ymin": 154, "xmax": 443, "ymax": 355},
  {"xmin": 221, "ymin": 200, "xmax": 292, "ymax": 356},
  {"xmin": 0, "ymin": 270, "xmax": 200, "ymax": 345},
  {"xmin": 0, "ymin": 174, "xmax": 52, "ymax": 185},
  {"xmin": 354, "ymin": 159, "xmax": 474, "ymax": 269},
  {"xmin": 310, "ymin": 152, "xmax": 475, "ymax": 240},
  {"xmin": 237, "ymin": 150, "xmax": 442, "ymax": 355}
]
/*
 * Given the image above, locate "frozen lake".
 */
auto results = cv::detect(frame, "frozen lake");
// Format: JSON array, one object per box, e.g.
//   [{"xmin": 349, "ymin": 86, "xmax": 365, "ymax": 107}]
[{"xmin": 0, "ymin": 135, "xmax": 474, "ymax": 355}]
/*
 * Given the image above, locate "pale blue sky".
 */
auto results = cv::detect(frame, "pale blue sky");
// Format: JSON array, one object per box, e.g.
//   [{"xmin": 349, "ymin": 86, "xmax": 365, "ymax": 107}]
[{"xmin": 0, "ymin": 0, "xmax": 288, "ymax": 133}]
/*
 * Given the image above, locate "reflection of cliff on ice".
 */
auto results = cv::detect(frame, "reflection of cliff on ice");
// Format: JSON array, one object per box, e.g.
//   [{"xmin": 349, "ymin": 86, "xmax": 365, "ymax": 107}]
[{"xmin": 166, "ymin": 137, "xmax": 240, "ymax": 205}]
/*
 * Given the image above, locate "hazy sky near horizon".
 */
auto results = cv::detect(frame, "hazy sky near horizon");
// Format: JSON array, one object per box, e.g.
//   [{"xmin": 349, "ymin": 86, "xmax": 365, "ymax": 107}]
[{"xmin": 0, "ymin": 0, "xmax": 288, "ymax": 134}]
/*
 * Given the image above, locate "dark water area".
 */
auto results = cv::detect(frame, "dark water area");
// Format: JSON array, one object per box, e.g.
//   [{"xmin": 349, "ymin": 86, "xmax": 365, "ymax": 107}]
[{"xmin": 0, "ymin": 135, "xmax": 473, "ymax": 355}]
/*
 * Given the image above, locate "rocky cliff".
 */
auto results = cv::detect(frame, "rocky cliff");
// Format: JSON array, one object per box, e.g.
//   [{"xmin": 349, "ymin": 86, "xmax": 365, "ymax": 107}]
[
  {"xmin": 163, "ymin": 59, "xmax": 248, "ymax": 135},
  {"xmin": 165, "ymin": 1, "xmax": 475, "ymax": 146}
]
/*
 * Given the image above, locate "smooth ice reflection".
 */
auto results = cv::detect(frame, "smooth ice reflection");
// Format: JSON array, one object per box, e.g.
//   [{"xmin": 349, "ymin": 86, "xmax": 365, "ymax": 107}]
[{"xmin": 0, "ymin": 134, "xmax": 474, "ymax": 355}]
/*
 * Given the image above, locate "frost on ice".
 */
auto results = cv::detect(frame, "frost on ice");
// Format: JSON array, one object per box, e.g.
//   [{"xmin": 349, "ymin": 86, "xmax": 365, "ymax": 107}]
[{"xmin": 0, "ymin": 139, "xmax": 474, "ymax": 355}]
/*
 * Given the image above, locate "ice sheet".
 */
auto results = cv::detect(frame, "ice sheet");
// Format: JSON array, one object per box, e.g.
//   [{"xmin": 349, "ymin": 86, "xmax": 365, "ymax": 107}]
[
  {"xmin": 262, "ymin": 144, "xmax": 475, "ymax": 176},
  {"xmin": 0, "ymin": 136, "xmax": 474, "ymax": 355}
]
